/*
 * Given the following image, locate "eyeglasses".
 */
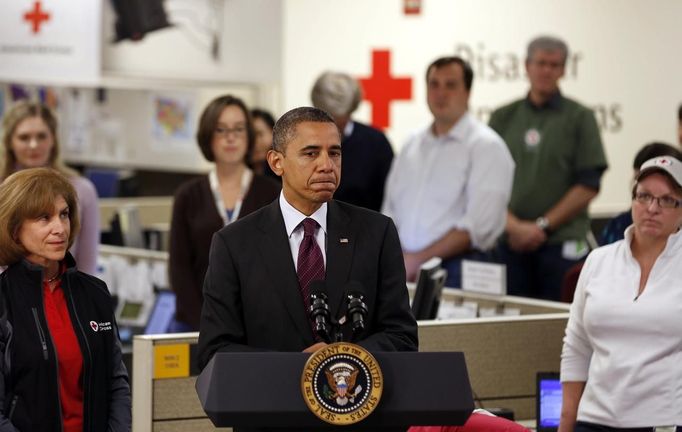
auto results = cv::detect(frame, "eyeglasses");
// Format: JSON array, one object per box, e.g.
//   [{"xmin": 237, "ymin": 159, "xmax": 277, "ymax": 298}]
[
  {"xmin": 214, "ymin": 126, "xmax": 247, "ymax": 138},
  {"xmin": 530, "ymin": 59, "xmax": 564, "ymax": 70},
  {"xmin": 633, "ymin": 191, "xmax": 682, "ymax": 209}
]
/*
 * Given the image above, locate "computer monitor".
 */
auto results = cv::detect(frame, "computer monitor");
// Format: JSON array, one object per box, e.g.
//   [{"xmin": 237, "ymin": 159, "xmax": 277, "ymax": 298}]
[
  {"xmin": 411, "ymin": 257, "xmax": 448, "ymax": 320},
  {"xmin": 85, "ymin": 168, "xmax": 120, "ymax": 198},
  {"xmin": 116, "ymin": 298, "xmax": 150, "ymax": 328},
  {"xmin": 116, "ymin": 298, "xmax": 151, "ymax": 346},
  {"xmin": 144, "ymin": 290, "xmax": 176, "ymax": 335},
  {"xmin": 118, "ymin": 205, "xmax": 145, "ymax": 248},
  {"xmin": 536, "ymin": 372, "xmax": 562, "ymax": 432},
  {"xmin": 105, "ymin": 212, "xmax": 125, "ymax": 247}
]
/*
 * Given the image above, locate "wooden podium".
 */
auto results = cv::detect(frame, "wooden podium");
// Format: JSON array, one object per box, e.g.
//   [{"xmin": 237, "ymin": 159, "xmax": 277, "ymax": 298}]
[{"xmin": 196, "ymin": 351, "xmax": 474, "ymax": 429}]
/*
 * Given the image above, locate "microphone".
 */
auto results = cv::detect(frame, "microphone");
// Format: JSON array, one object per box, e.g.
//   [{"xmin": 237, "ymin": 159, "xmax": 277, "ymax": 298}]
[
  {"xmin": 308, "ymin": 281, "xmax": 331, "ymax": 342},
  {"xmin": 345, "ymin": 281, "xmax": 368, "ymax": 335}
]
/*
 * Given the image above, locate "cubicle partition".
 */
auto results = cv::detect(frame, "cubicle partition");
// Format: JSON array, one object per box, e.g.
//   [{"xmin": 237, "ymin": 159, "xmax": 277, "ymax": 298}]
[
  {"xmin": 100, "ymin": 197, "xmax": 173, "ymax": 250},
  {"xmin": 131, "ymin": 291, "xmax": 569, "ymax": 431},
  {"xmin": 421, "ymin": 290, "xmax": 569, "ymax": 419},
  {"xmin": 99, "ymin": 196, "xmax": 174, "ymax": 228}
]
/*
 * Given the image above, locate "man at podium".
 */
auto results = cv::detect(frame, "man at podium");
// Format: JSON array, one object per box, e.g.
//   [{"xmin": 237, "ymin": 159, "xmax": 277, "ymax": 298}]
[{"xmin": 197, "ymin": 107, "xmax": 418, "ymax": 370}]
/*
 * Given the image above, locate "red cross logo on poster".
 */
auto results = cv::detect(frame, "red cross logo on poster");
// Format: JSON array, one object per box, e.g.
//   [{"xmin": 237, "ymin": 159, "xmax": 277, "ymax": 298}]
[
  {"xmin": 358, "ymin": 50, "xmax": 412, "ymax": 131},
  {"xmin": 23, "ymin": 1, "xmax": 51, "ymax": 34}
]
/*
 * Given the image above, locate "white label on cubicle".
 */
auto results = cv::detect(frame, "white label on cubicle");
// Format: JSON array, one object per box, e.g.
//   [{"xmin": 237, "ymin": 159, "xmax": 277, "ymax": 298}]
[
  {"xmin": 461, "ymin": 260, "xmax": 506, "ymax": 296},
  {"xmin": 438, "ymin": 300, "xmax": 478, "ymax": 320}
]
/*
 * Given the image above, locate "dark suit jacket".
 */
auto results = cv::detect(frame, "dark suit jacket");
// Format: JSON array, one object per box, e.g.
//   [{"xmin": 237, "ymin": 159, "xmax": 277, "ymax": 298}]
[
  {"xmin": 169, "ymin": 174, "xmax": 280, "ymax": 329},
  {"xmin": 334, "ymin": 121, "xmax": 394, "ymax": 211},
  {"xmin": 197, "ymin": 199, "xmax": 418, "ymax": 370}
]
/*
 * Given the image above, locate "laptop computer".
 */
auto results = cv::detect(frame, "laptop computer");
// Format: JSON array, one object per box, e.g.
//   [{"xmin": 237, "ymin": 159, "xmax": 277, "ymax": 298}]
[{"xmin": 537, "ymin": 372, "xmax": 562, "ymax": 432}]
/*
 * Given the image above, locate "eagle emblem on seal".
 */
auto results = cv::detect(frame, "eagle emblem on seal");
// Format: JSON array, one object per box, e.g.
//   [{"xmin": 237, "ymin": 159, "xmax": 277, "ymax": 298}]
[{"xmin": 323, "ymin": 362, "xmax": 363, "ymax": 406}]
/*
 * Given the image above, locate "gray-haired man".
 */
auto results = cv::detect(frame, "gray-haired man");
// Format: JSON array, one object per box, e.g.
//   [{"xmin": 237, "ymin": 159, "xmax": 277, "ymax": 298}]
[
  {"xmin": 489, "ymin": 35, "xmax": 608, "ymax": 301},
  {"xmin": 311, "ymin": 71, "xmax": 394, "ymax": 211}
]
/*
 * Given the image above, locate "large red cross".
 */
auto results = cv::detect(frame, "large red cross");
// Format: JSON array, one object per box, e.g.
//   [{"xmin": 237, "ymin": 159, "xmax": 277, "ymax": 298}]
[
  {"xmin": 358, "ymin": 50, "xmax": 412, "ymax": 130},
  {"xmin": 24, "ymin": 1, "xmax": 51, "ymax": 34}
]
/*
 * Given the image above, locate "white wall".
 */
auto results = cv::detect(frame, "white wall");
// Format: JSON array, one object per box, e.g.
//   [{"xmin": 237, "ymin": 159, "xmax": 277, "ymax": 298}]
[
  {"xmin": 3, "ymin": 0, "xmax": 681, "ymax": 207},
  {"xmin": 0, "ymin": 0, "xmax": 102, "ymax": 86},
  {"xmin": 88, "ymin": 0, "xmax": 282, "ymax": 172},
  {"xmin": 102, "ymin": 0, "xmax": 282, "ymax": 85},
  {"xmin": 58, "ymin": 85, "xmax": 256, "ymax": 173},
  {"xmin": 282, "ymin": 0, "xmax": 682, "ymax": 214},
  {"xmin": 4, "ymin": 0, "xmax": 283, "ymax": 173}
]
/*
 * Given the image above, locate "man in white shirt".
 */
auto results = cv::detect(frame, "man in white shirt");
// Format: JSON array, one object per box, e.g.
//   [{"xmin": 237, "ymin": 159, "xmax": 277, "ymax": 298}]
[{"xmin": 382, "ymin": 56, "xmax": 514, "ymax": 288}]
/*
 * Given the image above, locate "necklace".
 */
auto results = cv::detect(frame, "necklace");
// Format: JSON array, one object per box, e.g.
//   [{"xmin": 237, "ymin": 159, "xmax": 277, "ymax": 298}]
[{"xmin": 45, "ymin": 272, "xmax": 60, "ymax": 283}]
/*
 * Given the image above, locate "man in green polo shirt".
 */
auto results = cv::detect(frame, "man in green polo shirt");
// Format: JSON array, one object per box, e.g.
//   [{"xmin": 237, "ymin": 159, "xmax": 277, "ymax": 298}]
[{"xmin": 489, "ymin": 35, "xmax": 608, "ymax": 301}]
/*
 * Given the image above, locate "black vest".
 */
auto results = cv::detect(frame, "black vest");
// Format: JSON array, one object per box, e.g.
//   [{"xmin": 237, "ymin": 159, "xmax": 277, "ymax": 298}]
[{"xmin": 0, "ymin": 256, "xmax": 117, "ymax": 431}]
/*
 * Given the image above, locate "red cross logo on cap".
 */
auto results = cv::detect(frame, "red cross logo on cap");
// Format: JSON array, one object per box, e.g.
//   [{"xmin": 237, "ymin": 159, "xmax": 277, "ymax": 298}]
[
  {"xmin": 657, "ymin": 157, "xmax": 672, "ymax": 166},
  {"xmin": 23, "ymin": 1, "xmax": 51, "ymax": 34}
]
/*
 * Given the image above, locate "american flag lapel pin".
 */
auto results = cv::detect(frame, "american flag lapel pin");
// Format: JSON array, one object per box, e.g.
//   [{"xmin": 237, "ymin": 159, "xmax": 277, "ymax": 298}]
[{"xmin": 339, "ymin": 237, "xmax": 349, "ymax": 244}]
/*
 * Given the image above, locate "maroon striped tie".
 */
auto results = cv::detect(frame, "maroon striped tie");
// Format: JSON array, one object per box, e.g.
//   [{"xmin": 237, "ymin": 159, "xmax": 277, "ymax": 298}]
[{"xmin": 297, "ymin": 218, "xmax": 325, "ymax": 312}]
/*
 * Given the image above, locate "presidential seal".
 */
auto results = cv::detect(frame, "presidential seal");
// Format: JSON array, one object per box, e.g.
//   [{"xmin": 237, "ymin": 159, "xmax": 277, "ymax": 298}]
[{"xmin": 301, "ymin": 342, "xmax": 383, "ymax": 425}]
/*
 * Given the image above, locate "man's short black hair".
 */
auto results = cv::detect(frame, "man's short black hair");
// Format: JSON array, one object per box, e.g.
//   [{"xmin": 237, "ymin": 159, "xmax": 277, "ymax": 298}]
[
  {"xmin": 678, "ymin": 103, "xmax": 682, "ymax": 121},
  {"xmin": 425, "ymin": 56, "xmax": 474, "ymax": 91},
  {"xmin": 272, "ymin": 106, "xmax": 339, "ymax": 153},
  {"xmin": 633, "ymin": 142, "xmax": 682, "ymax": 170}
]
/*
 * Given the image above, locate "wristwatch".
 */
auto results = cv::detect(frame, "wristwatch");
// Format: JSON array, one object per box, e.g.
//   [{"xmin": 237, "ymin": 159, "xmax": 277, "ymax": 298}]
[{"xmin": 535, "ymin": 216, "xmax": 551, "ymax": 233}]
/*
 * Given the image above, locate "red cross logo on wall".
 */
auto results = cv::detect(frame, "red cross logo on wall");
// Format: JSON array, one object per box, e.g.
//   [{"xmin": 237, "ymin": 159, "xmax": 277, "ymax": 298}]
[
  {"xmin": 358, "ymin": 50, "xmax": 412, "ymax": 130},
  {"xmin": 23, "ymin": 1, "xmax": 51, "ymax": 34}
]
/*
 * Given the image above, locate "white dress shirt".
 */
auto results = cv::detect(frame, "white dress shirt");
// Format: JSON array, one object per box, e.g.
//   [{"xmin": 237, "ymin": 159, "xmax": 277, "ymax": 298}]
[
  {"xmin": 381, "ymin": 112, "xmax": 514, "ymax": 252},
  {"xmin": 561, "ymin": 226, "xmax": 682, "ymax": 427},
  {"xmin": 279, "ymin": 192, "xmax": 328, "ymax": 270}
]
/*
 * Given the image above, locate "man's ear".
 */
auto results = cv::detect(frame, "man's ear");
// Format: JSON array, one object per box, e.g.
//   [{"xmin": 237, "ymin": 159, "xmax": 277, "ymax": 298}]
[{"xmin": 267, "ymin": 149, "xmax": 284, "ymax": 177}]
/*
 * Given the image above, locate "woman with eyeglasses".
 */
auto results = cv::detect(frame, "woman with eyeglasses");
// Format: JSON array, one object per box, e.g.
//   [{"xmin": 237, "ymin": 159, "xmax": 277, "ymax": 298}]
[
  {"xmin": 559, "ymin": 156, "xmax": 682, "ymax": 431},
  {"xmin": 169, "ymin": 95, "xmax": 280, "ymax": 331}
]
